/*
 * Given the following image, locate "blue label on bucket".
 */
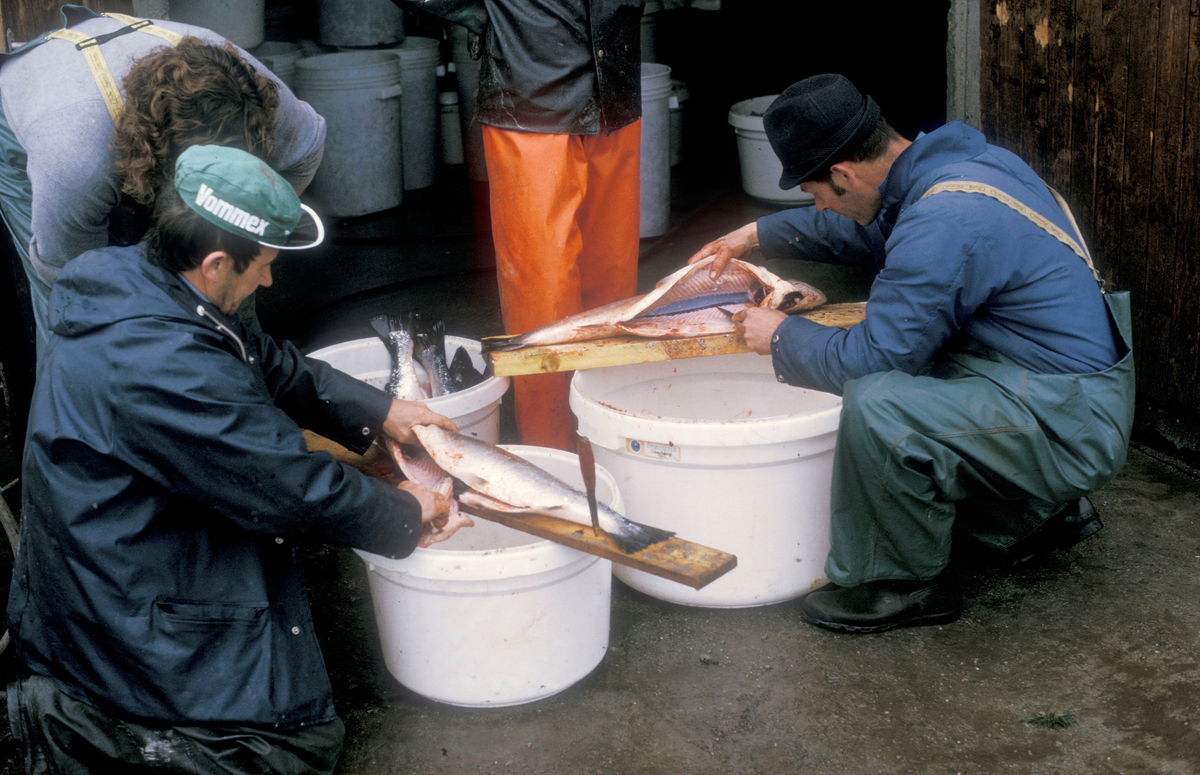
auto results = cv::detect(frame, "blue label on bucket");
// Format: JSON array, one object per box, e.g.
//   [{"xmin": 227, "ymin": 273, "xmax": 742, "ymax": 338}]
[{"xmin": 625, "ymin": 438, "xmax": 681, "ymax": 462}]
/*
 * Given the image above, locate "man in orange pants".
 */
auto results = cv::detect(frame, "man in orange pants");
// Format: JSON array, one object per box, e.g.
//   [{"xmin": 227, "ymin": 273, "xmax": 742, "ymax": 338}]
[
  {"xmin": 483, "ymin": 122, "xmax": 641, "ymax": 449},
  {"xmin": 389, "ymin": 0, "xmax": 646, "ymax": 450}
]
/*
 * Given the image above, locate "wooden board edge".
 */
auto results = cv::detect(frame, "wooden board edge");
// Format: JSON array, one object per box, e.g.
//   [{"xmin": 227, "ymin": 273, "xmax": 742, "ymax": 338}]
[{"xmin": 459, "ymin": 506, "xmax": 738, "ymax": 590}]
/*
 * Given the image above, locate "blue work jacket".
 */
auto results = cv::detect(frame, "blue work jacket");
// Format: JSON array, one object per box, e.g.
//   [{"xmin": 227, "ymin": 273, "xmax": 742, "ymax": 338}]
[
  {"xmin": 8, "ymin": 244, "xmax": 422, "ymax": 729},
  {"xmin": 759, "ymin": 121, "xmax": 1121, "ymax": 395}
]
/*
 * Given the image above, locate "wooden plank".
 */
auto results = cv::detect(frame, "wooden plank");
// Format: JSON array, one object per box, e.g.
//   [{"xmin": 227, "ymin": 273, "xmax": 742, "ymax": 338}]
[
  {"xmin": 486, "ymin": 301, "xmax": 866, "ymax": 377},
  {"xmin": 302, "ymin": 431, "xmax": 737, "ymax": 590},
  {"xmin": 458, "ymin": 506, "xmax": 737, "ymax": 591},
  {"xmin": 1155, "ymin": 0, "xmax": 1193, "ymax": 410}
]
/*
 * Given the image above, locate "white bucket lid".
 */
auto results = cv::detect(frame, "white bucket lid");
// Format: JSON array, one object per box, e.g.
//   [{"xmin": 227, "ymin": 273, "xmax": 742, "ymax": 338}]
[{"xmin": 728, "ymin": 95, "xmax": 780, "ymax": 131}]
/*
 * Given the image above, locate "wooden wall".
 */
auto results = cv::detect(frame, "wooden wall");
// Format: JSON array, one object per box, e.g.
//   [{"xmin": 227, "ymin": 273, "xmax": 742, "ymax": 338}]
[
  {"xmin": 979, "ymin": 0, "xmax": 1200, "ymax": 425},
  {"xmin": 0, "ymin": 0, "xmax": 132, "ymax": 50}
]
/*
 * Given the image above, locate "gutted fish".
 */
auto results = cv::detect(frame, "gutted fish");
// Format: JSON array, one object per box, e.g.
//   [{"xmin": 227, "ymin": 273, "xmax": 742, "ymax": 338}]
[
  {"xmin": 384, "ymin": 438, "xmax": 473, "ymax": 546},
  {"xmin": 484, "ymin": 257, "xmax": 825, "ymax": 352},
  {"xmin": 370, "ymin": 313, "xmax": 426, "ymax": 401},
  {"xmin": 412, "ymin": 425, "xmax": 675, "ymax": 554}
]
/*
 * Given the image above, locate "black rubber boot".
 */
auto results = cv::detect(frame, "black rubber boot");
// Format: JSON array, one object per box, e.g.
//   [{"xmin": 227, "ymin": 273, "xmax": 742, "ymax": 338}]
[{"xmin": 799, "ymin": 575, "xmax": 962, "ymax": 634}]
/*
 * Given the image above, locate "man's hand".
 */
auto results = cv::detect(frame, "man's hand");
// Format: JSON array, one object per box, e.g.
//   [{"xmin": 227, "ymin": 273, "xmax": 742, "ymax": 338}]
[
  {"xmin": 686, "ymin": 222, "xmax": 760, "ymax": 279},
  {"xmin": 416, "ymin": 508, "xmax": 475, "ymax": 548},
  {"xmin": 382, "ymin": 399, "xmax": 457, "ymax": 446},
  {"xmin": 397, "ymin": 479, "xmax": 452, "ymax": 523},
  {"xmin": 733, "ymin": 307, "xmax": 787, "ymax": 355}
]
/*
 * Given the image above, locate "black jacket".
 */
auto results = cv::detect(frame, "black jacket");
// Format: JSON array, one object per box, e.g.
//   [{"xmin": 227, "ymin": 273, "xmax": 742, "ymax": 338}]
[
  {"xmin": 8, "ymin": 243, "xmax": 422, "ymax": 728},
  {"xmin": 394, "ymin": 0, "xmax": 644, "ymax": 134}
]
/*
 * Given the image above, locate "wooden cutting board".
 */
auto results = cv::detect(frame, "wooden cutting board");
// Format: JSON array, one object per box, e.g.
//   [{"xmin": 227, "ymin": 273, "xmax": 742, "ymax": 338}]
[
  {"xmin": 458, "ymin": 505, "xmax": 736, "ymax": 590},
  {"xmin": 303, "ymin": 431, "xmax": 738, "ymax": 590},
  {"xmin": 484, "ymin": 301, "xmax": 866, "ymax": 377}
]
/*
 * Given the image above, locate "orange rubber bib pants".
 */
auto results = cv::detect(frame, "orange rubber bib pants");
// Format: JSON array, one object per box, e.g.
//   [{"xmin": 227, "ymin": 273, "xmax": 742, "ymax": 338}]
[{"xmin": 483, "ymin": 120, "xmax": 641, "ymax": 450}]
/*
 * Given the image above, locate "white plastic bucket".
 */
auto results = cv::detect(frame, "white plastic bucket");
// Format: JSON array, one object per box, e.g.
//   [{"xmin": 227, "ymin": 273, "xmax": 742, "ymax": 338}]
[
  {"xmin": 640, "ymin": 2, "xmax": 659, "ymax": 62},
  {"xmin": 450, "ymin": 25, "xmax": 488, "ymax": 182},
  {"xmin": 439, "ymin": 90, "xmax": 465, "ymax": 166},
  {"xmin": 307, "ymin": 336, "xmax": 508, "ymax": 442},
  {"xmin": 728, "ymin": 95, "xmax": 815, "ymax": 206},
  {"xmin": 318, "ymin": 0, "xmax": 404, "ymax": 48},
  {"xmin": 639, "ymin": 63, "xmax": 673, "ymax": 238},
  {"xmin": 355, "ymin": 446, "xmax": 620, "ymax": 707},
  {"xmin": 571, "ymin": 352, "xmax": 841, "ymax": 607},
  {"xmin": 257, "ymin": 50, "xmax": 301, "ymax": 90},
  {"xmin": 387, "ymin": 37, "xmax": 442, "ymax": 190},
  {"xmin": 669, "ymin": 80, "xmax": 687, "ymax": 167},
  {"xmin": 170, "ymin": 0, "xmax": 264, "ymax": 49},
  {"xmin": 295, "ymin": 52, "xmax": 404, "ymax": 217}
]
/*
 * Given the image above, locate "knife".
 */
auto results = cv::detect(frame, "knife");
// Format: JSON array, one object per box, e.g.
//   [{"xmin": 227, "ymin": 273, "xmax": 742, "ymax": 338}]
[{"xmin": 576, "ymin": 435, "xmax": 600, "ymax": 536}]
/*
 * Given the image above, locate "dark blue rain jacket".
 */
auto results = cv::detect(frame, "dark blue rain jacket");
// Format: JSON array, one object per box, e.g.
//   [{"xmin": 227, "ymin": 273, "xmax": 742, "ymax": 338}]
[
  {"xmin": 8, "ymin": 243, "xmax": 423, "ymax": 729},
  {"xmin": 760, "ymin": 121, "xmax": 1122, "ymax": 395}
]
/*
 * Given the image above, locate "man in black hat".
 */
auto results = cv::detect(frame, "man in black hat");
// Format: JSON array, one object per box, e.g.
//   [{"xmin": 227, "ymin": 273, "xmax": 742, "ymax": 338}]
[{"xmin": 689, "ymin": 74, "xmax": 1134, "ymax": 634}]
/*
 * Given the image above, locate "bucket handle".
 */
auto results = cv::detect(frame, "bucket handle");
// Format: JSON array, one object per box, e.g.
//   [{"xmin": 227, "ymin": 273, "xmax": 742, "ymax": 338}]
[{"xmin": 377, "ymin": 84, "xmax": 403, "ymax": 101}]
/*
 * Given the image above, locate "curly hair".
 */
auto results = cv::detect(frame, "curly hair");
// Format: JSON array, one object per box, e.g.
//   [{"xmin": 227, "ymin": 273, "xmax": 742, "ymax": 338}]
[{"xmin": 112, "ymin": 37, "xmax": 280, "ymax": 205}]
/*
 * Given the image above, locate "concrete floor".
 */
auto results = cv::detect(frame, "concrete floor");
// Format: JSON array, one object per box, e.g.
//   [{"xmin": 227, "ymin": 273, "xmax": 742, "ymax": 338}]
[{"xmin": 2, "ymin": 162, "xmax": 1199, "ymax": 774}]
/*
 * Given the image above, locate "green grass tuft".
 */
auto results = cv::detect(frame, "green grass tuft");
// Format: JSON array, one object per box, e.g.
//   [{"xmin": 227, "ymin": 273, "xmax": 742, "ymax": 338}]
[{"xmin": 1021, "ymin": 710, "xmax": 1077, "ymax": 728}]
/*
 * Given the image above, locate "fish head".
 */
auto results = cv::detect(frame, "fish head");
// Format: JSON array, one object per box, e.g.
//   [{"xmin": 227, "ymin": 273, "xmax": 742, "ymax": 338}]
[{"xmin": 773, "ymin": 280, "xmax": 828, "ymax": 313}]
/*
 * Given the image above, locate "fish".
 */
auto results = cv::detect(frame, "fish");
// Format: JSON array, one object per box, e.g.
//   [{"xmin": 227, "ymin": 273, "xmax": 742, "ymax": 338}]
[
  {"xmin": 370, "ymin": 313, "xmax": 427, "ymax": 401},
  {"xmin": 412, "ymin": 424, "xmax": 675, "ymax": 554},
  {"xmin": 447, "ymin": 347, "xmax": 487, "ymax": 392},
  {"xmin": 384, "ymin": 437, "xmax": 474, "ymax": 546},
  {"xmin": 483, "ymin": 256, "xmax": 826, "ymax": 352},
  {"xmin": 415, "ymin": 318, "xmax": 452, "ymax": 398}
]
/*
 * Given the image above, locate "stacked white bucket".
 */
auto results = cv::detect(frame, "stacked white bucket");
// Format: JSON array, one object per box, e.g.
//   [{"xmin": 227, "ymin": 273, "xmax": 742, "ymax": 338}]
[
  {"xmin": 169, "ymin": 0, "xmax": 265, "ymax": 49},
  {"xmin": 639, "ymin": 63, "xmax": 673, "ymax": 238},
  {"xmin": 385, "ymin": 37, "xmax": 443, "ymax": 191},
  {"xmin": 294, "ymin": 51, "xmax": 405, "ymax": 217},
  {"xmin": 728, "ymin": 95, "xmax": 816, "ymax": 206},
  {"xmin": 287, "ymin": 0, "xmax": 445, "ymax": 216}
]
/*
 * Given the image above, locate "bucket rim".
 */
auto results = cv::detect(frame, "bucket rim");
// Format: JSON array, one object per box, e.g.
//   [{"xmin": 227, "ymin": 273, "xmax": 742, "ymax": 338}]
[
  {"xmin": 570, "ymin": 370, "xmax": 842, "ymax": 448},
  {"xmin": 296, "ymin": 50, "xmax": 402, "ymax": 71},
  {"xmin": 728, "ymin": 95, "xmax": 780, "ymax": 130},
  {"xmin": 306, "ymin": 335, "xmax": 510, "ymax": 410}
]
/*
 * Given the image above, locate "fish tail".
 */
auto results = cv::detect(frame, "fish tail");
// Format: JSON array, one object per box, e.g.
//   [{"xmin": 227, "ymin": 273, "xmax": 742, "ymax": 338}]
[
  {"xmin": 609, "ymin": 520, "xmax": 675, "ymax": 554},
  {"xmin": 369, "ymin": 313, "xmax": 393, "ymax": 342},
  {"xmin": 480, "ymin": 335, "xmax": 524, "ymax": 353},
  {"xmin": 402, "ymin": 310, "xmax": 423, "ymax": 337}
]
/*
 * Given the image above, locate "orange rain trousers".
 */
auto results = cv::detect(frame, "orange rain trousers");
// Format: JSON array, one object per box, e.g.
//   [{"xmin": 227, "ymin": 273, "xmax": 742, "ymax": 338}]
[{"xmin": 483, "ymin": 121, "xmax": 641, "ymax": 451}]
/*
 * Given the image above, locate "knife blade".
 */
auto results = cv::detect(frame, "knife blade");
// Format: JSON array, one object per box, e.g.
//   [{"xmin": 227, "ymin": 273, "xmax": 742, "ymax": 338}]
[{"xmin": 576, "ymin": 435, "xmax": 600, "ymax": 536}]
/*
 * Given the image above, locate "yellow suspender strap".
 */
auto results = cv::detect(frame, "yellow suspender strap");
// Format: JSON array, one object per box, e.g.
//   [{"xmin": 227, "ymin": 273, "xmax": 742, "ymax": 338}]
[
  {"xmin": 920, "ymin": 180, "xmax": 1105, "ymax": 289},
  {"xmin": 45, "ymin": 16, "xmax": 182, "ymax": 124},
  {"xmin": 46, "ymin": 28, "xmax": 125, "ymax": 122},
  {"xmin": 102, "ymin": 14, "xmax": 184, "ymax": 46}
]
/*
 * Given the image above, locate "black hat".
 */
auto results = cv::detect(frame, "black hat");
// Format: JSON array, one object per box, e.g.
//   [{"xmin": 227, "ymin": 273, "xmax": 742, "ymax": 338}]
[{"xmin": 764, "ymin": 74, "xmax": 881, "ymax": 190}]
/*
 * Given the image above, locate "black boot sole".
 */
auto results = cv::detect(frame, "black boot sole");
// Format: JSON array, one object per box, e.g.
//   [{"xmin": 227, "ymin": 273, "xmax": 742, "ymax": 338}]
[{"xmin": 800, "ymin": 605, "xmax": 962, "ymax": 634}]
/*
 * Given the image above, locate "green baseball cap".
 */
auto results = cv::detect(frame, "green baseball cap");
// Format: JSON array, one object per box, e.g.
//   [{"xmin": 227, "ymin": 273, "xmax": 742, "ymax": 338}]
[{"xmin": 174, "ymin": 144, "xmax": 325, "ymax": 250}]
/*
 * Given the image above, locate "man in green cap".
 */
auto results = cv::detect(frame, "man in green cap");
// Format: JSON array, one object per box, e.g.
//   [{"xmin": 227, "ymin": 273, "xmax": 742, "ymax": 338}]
[{"xmin": 7, "ymin": 145, "xmax": 466, "ymax": 773}]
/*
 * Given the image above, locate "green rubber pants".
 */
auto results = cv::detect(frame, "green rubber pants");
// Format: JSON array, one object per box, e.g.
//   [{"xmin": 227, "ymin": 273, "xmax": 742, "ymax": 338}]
[{"xmin": 825, "ymin": 291, "xmax": 1135, "ymax": 586}]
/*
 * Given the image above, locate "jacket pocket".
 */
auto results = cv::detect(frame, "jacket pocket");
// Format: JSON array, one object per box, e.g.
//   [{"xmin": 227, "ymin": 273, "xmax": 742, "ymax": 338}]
[{"xmin": 154, "ymin": 597, "xmax": 268, "ymax": 630}]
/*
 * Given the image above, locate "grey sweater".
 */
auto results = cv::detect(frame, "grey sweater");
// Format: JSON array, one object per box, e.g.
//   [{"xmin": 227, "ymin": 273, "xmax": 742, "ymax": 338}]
[{"xmin": 0, "ymin": 15, "xmax": 326, "ymax": 288}]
